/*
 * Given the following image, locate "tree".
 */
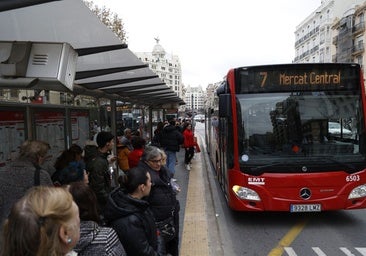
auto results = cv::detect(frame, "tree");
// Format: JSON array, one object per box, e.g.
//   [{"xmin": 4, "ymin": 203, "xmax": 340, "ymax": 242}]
[{"xmin": 83, "ymin": 1, "xmax": 127, "ymax": 44}]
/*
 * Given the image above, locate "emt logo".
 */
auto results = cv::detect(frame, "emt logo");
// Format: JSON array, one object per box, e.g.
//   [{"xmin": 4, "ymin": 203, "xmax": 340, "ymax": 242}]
[{"xmin": 248, "ymin": 177, "xmax": 265, "ymax": 185}]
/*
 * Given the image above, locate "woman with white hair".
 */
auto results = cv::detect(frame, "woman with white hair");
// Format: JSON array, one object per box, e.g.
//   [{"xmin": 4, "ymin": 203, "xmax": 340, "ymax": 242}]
[{"xmin": 138, "ymin": 146, "xmax": 180, "ymax": 256}]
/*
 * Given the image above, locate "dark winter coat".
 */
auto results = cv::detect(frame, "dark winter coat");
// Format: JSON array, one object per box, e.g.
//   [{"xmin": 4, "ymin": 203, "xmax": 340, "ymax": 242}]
[
  {"xmin": 86, "ymin": 151, "xmax": 112, "ymax": 211},
  {"xmin": 74, "ymin": 220, "xmax": 126, "ymax": 256},
  {"xmin": 159, "ymin": 125, "xmax": 184, "ymax": 152},
  {"xmin": 0, "ymin": 160, "xmax": 53, "ymax": 228},
  {"xmin": 104, "ymin": 188, "xmax": 165, "ymax": 256},
  {"xmin": 138, "ymin": 161, "xmax": 179, "ymax": 222}
]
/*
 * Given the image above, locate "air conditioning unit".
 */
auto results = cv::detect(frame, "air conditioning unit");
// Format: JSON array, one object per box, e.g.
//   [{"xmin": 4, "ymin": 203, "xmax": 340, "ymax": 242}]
[{"xmin": 0, "ymin": 41, "xmax": 78, "ymax": 91}]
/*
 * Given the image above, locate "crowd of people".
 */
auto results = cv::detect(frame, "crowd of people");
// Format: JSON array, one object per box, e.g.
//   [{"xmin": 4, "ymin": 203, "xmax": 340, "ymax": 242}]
[{"xmin": 0, "ymin": 117, "xmax": 199, "ymax": 256}]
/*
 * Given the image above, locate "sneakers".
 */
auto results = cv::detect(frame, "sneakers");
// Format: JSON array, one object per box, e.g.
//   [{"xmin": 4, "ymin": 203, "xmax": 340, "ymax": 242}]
[{"xmin": 185, "ymin": 164, "xmax": 191, "ymax": 171}]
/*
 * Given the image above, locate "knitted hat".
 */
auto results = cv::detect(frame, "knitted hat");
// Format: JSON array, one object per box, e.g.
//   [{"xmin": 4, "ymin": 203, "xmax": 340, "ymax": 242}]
[{"xmin": 96, "ymin": 131, "xmax": 114, "ymax": 148}]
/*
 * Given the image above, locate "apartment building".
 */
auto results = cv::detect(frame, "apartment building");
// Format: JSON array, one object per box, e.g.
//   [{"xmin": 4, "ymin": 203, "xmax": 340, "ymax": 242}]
[
  {"xmin": 294, "ymin": 0, "xmax": 335, "ymax": 63},
  {"xmin": 294, "ymin": 0, "xmax": 366, "ymax": 72},
  {"xmin": 134, "ymin": 38, "xmax": 183, "ymax": 99},
  {"xmin": 184, "ymin": 85, "xmax": 205, "ymax": 113},
  {"xmin": 332, "ymin": 2, "xmax": 366, "ymax": 67}
]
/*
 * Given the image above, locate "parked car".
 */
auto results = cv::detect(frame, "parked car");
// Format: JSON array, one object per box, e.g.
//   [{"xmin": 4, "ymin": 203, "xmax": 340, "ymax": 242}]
[
  {"xmin": 328, "ymin": 122, "xmax": 352, "ymax": 138},
  {"xmin": 194, "ymin": 114, "xmax": 205, "ymax": 122}
]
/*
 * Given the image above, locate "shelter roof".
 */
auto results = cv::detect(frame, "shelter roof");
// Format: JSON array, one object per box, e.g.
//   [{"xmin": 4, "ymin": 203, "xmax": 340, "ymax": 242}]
[{"xmin": 0, "ymin": 0, "xmax": 184, "ymax": 107}]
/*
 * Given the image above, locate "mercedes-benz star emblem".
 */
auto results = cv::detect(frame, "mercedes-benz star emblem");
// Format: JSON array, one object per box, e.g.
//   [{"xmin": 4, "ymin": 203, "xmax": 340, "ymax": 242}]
[{"xmin": 300, "ymin": 188, "xmax": 311, "ymax": 200}]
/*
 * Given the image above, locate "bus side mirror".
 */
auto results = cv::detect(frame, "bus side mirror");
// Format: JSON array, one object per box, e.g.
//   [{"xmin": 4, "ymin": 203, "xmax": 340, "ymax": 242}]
[{"xmin": 219, "ymin": 94, "xmax": 231, "ymax": 117}]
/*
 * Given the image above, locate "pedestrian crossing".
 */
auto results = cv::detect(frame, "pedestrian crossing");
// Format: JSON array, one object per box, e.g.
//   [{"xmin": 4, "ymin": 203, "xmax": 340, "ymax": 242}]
[{"xmin": 284, "ymin": 247, "xmax": 366, "ymax": 256}]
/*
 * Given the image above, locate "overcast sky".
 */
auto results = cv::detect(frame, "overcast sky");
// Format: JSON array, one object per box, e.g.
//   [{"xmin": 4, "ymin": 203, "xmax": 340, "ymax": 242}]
[{"xmin": 91, "ymin": 0, "xmax": 320, "ymax": 87}]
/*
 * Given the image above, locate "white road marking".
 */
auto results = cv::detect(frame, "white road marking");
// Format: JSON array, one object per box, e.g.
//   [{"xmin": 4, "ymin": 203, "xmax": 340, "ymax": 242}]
[
  {"xmin": 339, "ymin": 247, "xmax": 356, "ymax": 256},
  {"xmin": 283, "ymin": 247, "xmax": 366, "ymax": 256},
  {"xmin": 312, "ymin": 247, "xmax": 327, "ymax": 256},
  {"xmin": 355, "ymin": 248, "xmax": 366, "ymax": 256},
  {"xmin": 284, "ymin": 247, "xmax": 297, "ymax": 256}
]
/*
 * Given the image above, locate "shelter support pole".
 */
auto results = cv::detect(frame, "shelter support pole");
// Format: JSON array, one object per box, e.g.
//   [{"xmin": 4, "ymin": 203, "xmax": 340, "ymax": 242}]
[
  {"xmin": 148, "ymin": 107, "xmax": 153, "ymax": 143},
  {"xmin": 110, "ymin": 99, "xmax": 119, "ymax": 184}
]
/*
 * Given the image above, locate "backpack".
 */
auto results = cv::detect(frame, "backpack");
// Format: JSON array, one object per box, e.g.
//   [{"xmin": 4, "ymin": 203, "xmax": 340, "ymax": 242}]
[{"xmin": 151, "ymin": 132, "xmax": 161, "ymax": 147}]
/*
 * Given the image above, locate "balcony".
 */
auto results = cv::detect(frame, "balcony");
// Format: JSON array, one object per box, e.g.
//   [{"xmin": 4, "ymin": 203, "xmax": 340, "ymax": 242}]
[
  {"xmin": 352, "ymin": 44, "xmax": 365, "ymax": 56},
  {"xmin": 353, "ymin": 22, "xmax": 365, "ymax": 36},
  {"xmin": 310, "ymin": 45, "xmax": 319, "ymax": 54}
]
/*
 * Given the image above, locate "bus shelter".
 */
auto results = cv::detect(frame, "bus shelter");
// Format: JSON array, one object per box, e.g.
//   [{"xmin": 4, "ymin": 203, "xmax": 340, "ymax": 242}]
[{"xmin": 0, "ymin": 0, "xmax": 184, "ymax": 168}]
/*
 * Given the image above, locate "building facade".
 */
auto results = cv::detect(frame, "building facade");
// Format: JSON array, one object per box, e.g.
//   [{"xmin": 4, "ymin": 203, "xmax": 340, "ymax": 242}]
[
  {"xmin": 134, "ymin": 38, "xmax": 183, "ymax": 99},
  {"xmin": 204, "ymin": 82, "xmax": 220, "ymax": 112},
  {"xmin": 294, "ymin": 0, "xmax": 366, "ymax": 74},
  {"xmin": 332, "ymin": 1, "xmax": 366, "ymax": 66},
  {"xmin": 184, "ymin": 85, "xmax": 205, "ymax": 113},
  {"xmin": 294, "ymin": 0, "xmax": 335, "ymax": 63}
]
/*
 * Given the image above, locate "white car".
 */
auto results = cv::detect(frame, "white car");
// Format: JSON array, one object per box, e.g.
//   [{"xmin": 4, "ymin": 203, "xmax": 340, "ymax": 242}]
[
  {"xmin": 194, "ymin": 114, "xmax": 205, "ymax": 122},
  {"xmin": 328, "ymin": 122, "xmax": 352, "ymax": 138}
]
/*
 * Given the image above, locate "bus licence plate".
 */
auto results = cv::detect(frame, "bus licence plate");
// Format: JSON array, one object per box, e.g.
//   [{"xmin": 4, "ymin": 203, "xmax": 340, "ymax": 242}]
[{"xmin": 290, "ymin": 204, "xmax": 321, "ymax": 212}]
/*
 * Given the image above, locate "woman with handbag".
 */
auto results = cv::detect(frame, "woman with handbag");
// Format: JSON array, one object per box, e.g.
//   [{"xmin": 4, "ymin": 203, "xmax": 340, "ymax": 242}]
[{"xmin": 138, "ymin": 146, "xmax": 180, "ymax": 256}]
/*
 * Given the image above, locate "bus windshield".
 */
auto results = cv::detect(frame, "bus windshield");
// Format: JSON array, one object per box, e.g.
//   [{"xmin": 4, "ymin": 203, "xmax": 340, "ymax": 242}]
[{"xmin": 237, "ymin": 91, "xmax": 364, "ymax": 164}]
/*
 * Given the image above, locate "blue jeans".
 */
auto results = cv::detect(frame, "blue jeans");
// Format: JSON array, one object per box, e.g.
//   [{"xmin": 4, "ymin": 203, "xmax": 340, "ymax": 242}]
[{"xmin": 165, "ymin": 150, "xmax": 177, "ymax": 177}]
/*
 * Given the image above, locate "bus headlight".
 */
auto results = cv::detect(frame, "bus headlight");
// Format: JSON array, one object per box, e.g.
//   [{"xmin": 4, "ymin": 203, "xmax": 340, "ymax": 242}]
[
  {"xmin": 232, "ymin": 185, "xmax": 261, "ymax": 201},
  {"xmin": 348, "ymin": 184, "xmax": 366, "ymax": 199}
]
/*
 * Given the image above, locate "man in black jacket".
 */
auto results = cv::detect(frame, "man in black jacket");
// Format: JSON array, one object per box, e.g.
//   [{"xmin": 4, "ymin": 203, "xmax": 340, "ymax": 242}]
[
  {"xmin": 86, "ymin": 131, "xmax": 115, "ymax": 214},
  {"xmin": 159, "ymin": 118, "xmax": 184, "ymax": 179}
]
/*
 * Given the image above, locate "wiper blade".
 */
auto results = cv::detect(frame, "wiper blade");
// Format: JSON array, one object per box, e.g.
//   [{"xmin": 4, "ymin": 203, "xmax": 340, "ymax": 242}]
[
  {"xmin": 320, "ymin": 157, "xmax": 356, "ymax": 173},
  {"xmin": 251, "ymin": 162, "xmax": 287, "ymax": 173}
]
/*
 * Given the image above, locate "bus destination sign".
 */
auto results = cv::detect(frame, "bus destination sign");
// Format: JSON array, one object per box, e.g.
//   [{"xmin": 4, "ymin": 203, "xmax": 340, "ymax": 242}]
[
  {"xmin": 237, "ymin": 64, "xmax": 360, "ymax": 93},
  {"xmin": 278, "ymin": 71, "xmax": 340, "ymax": 86}
]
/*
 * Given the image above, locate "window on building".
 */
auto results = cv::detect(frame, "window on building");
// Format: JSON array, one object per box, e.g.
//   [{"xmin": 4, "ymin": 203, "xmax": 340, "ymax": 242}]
[
  {"xmin": 319, "ymin": 48, "xmax": 324, "ymax": 63},
  {"xmin": 360, "ymin": 13, "xmax": 364, "ymax": 23},
  {"xmin": 358, "ymin": 40, "xmax": 363, "ymax": 48},
  {"xmin": 356, "ymin": 56, "xmax": 363, "ymax": 67}
]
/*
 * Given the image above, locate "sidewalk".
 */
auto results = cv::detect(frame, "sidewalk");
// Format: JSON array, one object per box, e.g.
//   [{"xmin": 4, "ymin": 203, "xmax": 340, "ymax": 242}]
[
  {"xmin": 176, "ymin": 134, "xmax": 223, "ymax": 256},
  {"xmin": 179, "ymin": 144, "xmax": 209, "ymax": 255}
]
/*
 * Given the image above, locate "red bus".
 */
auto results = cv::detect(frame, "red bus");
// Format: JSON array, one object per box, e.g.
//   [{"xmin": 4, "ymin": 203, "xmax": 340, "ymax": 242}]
[{"xmin": 205, "ymin": 63, "xmax": 366, "ymax": 211}]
